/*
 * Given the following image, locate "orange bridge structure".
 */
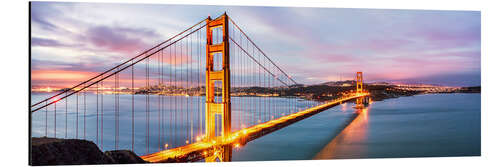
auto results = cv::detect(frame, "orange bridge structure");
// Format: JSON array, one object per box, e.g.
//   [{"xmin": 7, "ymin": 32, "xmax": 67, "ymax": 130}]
[{"xmin": 30, "ymin": 13, "xmax": 370, "ymax": 163}]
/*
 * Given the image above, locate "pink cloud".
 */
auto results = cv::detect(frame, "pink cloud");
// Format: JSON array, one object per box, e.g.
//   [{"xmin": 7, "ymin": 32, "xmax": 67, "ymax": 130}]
[{"xmin": 85, "ymin": 26, "xmax": 151, "ymax": 54}]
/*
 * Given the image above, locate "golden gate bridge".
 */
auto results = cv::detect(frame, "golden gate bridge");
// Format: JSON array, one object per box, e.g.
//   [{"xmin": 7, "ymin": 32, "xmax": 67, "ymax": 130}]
[{"xmin": 30, "ymin": 13, "xmax": 370, "ymax": 163}]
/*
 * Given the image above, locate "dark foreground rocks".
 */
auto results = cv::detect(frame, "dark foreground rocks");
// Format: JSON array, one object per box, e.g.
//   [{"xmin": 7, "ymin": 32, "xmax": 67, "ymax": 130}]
[
  {"xmin": 31, "ymin": 137, "xmax": 146, "ymax": 165},
  {"xmin": 104, "ymin": 150, "xmax": 147, "ymax": 164}
]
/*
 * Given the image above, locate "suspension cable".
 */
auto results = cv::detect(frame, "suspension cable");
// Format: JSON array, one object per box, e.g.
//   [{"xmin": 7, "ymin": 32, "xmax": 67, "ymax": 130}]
[{"xmin": 228, "ymin": 16, "xmax": 298, "ymax": 85}]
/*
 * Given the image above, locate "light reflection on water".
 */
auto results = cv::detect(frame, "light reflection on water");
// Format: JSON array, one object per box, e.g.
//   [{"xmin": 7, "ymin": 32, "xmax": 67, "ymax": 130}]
[
  {"xmin": 314, "ymin": 108, "xmax": 370, "ymax": 159},
  {"xmin": 30, "ymin": 93, "xmax": 319, "ymax": 156},
  {"xmin": 232, "ymin": 93, "xmax": 480, "ymax": 161},
  {"xmin": 31, "ymin": 93, "xmax": 480, "ymax": 160}
]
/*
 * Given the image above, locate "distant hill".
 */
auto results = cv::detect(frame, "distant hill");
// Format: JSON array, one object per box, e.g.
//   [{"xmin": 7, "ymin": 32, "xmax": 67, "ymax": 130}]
[{"xmin": 318, "ymin": 80, "xmax": 355, "ymax": 86}]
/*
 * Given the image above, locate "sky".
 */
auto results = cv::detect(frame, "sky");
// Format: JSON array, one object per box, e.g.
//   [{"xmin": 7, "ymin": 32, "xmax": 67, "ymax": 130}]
[{"xmin": 30, "ymin": 2, "xmax": 481, "ymax": 87}]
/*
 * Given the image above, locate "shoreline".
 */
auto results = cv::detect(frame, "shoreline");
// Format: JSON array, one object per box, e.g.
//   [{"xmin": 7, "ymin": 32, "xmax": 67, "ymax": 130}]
[{"xmin": 31, "ymin": 85, "xmax": 481, "ymax": 104}]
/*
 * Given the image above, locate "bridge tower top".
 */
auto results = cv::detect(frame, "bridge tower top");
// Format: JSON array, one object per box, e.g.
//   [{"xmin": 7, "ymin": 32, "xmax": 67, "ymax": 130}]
[{"xmin": 356, "ymin": 72, "xmax": 363, "ymax": 93}]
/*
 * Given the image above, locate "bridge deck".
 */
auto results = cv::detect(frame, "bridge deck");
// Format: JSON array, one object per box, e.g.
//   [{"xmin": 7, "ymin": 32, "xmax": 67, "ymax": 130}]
[{"xmin": 140, "ymin": 93, "xmax": 370, "ymax": 163}]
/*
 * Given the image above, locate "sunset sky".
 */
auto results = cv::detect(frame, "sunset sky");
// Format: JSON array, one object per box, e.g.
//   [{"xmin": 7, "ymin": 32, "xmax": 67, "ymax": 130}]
[{"xmin": 30, "ymin": 2, "xmax": 480, "ymax": 88}]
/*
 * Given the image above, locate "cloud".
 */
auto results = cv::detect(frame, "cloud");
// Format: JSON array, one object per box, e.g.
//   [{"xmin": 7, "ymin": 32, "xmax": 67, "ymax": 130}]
[
  {"xmin": 31, "ymin": 37, "xmax": 71, "ymax": 47},
  {"xmin": 30, "ymin": 3, "xmax": 59, "ymax": 31},
  {"xmin": 31, "ymin": 58, "xmax": 107, "ymax": 72},
  {"xmin": 31, "ymin": 2, "xmax": 164, "ymax": 56},
  {"xmin": 408, "ymin": 26, "xmax": 480, "ymax": 50},
  {"xmin": 83, "ymin": 25, "xmax": 159, "ymax": 54}
]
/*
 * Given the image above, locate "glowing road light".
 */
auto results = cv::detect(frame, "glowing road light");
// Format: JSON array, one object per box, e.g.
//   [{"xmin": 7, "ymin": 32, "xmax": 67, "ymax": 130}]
[
  {"xmin": 140, "ymin": 93, "xmax": 371, "ymax": 163},
  {"xmin": 164, "ymin": 144, "xmax": 169, "ymax": 149},
  {"xmin": 185, "ymin": 140, "xmax": 189, "ymax": 144},
  {"xmin": 229, "ymin": 135, "xmax": 237, "ymax": 141},
  {"xmin": 196, "ymin": 136, "xmax": 201, "ymax": 142}
]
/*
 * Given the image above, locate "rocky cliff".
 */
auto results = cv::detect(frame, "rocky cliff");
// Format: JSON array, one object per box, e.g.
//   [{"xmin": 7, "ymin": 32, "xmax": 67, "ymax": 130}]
[{"xmin": 30, "ymin": 137, "xmax": 146, "ymax": 165}]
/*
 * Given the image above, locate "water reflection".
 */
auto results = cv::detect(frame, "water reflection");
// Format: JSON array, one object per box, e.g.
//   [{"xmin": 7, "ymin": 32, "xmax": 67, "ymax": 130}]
[
  {"xmin": 231, "ymin": 94, "xmax": 479, "ymax": 160},
  {"xmin": 31, "ymin": 93, "xmax": 318, "ymax": 156},
  {"xmin": 341, "ymin": 102, "xmax": 348, "ymax": 112},
  {"xmin": 202, "ymin": 106, "xmax": 369, "ymax": 162},
  {"xmin": 313, "ymin": 107, "xmax": 370, "ymax": 159}
]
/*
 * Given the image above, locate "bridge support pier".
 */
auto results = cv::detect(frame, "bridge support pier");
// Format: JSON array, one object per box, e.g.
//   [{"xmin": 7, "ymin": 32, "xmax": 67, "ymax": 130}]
[
  {"xmin": 205, "ymin": 145, "xmax": 232, "ymax": 162},
  {"xmin": 355, "ymin": 96, "xmax": 370, "ymax": 109},
  {"xmin": 204, "ymin": 13, "xmax": 232, "ymax": 162}
]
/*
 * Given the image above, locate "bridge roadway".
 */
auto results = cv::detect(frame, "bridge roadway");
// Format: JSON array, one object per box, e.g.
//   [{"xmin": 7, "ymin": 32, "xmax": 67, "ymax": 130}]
[{"xmin": 140, "ymin": 92, "xmax": 370, "ymax": 163}]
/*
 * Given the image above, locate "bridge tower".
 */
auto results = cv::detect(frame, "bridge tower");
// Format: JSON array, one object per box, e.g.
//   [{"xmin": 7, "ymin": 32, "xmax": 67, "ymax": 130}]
[
  {"xmin": 356, "ymin": 72, "xmax": 363, "ymax": 93},
  {"xmin": 355, "ymin": 72, "xmax": 366, "ymax": 109},
  {"xmin": 205, "ymin": 13, "xmax": 232, "ymax": 162}
]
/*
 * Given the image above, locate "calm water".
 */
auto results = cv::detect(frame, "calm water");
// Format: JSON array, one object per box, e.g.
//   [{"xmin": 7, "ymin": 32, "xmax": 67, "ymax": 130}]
[
  {"xmin": 30, "ymin": 93, "xmax": 319, "ymax": 156},
  {"xmin": 31, "ymin": 93, "xmax": 480, "ymax": 160},
  {"xmin": 232, "ymin": 93, "xmax": 480, "ymax": 161}
]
